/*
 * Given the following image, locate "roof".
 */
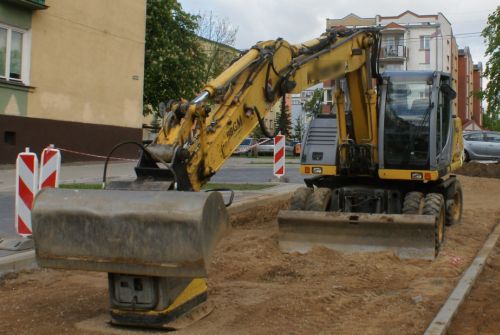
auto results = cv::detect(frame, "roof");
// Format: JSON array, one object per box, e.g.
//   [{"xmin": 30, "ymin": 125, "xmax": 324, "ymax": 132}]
[
  {"xmin": 378, "ymin": 10, "xmax": 438, "ymax": 20},
  {"xmin": 326, "ymin": 13, "xmax": 376, "ymax": 28},
  {"xmin": 383, "ymin": 22, "xmax": 406, "ymax": 30}
]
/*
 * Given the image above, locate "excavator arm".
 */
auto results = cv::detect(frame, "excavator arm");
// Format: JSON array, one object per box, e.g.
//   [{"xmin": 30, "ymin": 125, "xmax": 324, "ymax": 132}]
[{"xmin": 146, "ymin": 28, "xmax": 381, "ymax": 191}]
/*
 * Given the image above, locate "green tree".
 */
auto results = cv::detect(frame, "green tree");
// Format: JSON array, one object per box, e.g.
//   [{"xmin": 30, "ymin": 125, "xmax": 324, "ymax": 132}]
[
  {"xmin": 196, "ymin": 11, "xmax": 239, "ymax": 82},
  {"xmin": 303, "ymin": 89, "xmax": 324, "ymax": 117},
  {"xmin": 483, "ymin": 113, "xmax": 500, "ymax": 131},
  {"xmin": 293, "ymin": 116, "xmax": 304, "ymax": 142},
  {"xmin": 275, "ymin": 97, "xmax": 292, "ymax": 137},
  {"xmin": 143, "ymin": 0, "xmax": 207, "ymax": 116},
  {"xmin": 479, "ymin": 7, "xmax": 500, "ymax": 119}
]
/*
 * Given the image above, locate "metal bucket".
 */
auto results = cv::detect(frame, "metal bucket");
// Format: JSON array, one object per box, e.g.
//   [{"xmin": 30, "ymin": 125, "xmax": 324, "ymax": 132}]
[
  {"xmin": 278, "ymin": 210, "xmax": 437, "ymax": 259},
  {"xmin": 32, "ymin": 188, "xmax": 230, "ymax": 277}
]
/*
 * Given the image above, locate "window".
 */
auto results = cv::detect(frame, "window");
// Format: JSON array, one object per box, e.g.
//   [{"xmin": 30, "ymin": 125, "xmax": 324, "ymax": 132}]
[
  {"xmin": 485, "ymin": 133, "xmax": 500, "ymax": 143},
  {"xmin": 4, "ymin": 131, "xmax": 16, "ymax": 145},
  {"xmin": 0, "ymin": 24, "xmax": 30, "ymax": 84},
  {"xmin": 383, "ymin": 78, "xmax": 432, "ymax": 170},
  {"xmin": 464, "ymin": 133, "xmax": 484, "ymax": 142},
  {"xmin": 437, "ymin": 78, "xmax": 452, "ymax": 153},
  {"xmin": 420, "ymin": 36, "xmax": 430, "ymax": 50},
  {"xmin": 324, "ymin": 89, "xmax": 332, "ymax": 103}
]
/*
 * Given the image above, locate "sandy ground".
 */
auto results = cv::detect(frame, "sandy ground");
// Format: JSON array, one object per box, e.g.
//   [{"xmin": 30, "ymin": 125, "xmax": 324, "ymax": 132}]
[
  {"xmin": 0, "ymin": 175, "xmax": 499, "ymax": 335},
  {"xmin": 448, "ymin": 242, "xmax": 500, "ymax": 335}
]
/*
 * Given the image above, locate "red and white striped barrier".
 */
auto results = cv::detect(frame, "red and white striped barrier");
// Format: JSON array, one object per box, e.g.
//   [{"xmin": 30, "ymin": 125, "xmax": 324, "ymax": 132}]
[
  {"xmin": 15, "ymin": 148, "xmax": 39, "ymax": 236},
  {"xmin": 39, "ymin": 145, "xmax": 61, "ymax": 189},
  {"xmin": 274, "ymin": 135, "xmax": 285, "ymax": 177}
]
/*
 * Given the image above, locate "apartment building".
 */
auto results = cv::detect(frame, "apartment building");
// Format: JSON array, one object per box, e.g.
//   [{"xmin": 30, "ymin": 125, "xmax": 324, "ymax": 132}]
[
  {"xmin": 472, "ymin": 63, "xmax": 483, "ymax": 128},
  {"xmin": 323, "ymin": 11, "xmax": 482, "ymax": 128},
  {"xmin": 376, "ymin": 11, "xmax": 455, "ymax": 73},
  {"xmin": 0, "ymin": 0, "xmax": 147, "ymax": 163}
]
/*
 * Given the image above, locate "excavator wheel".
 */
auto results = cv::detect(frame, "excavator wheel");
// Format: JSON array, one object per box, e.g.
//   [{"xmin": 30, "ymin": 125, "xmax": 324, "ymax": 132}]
[
  {"xmin": 446, "ymin": 180, "xmax": 463, "ymax": 226},
  {"xmin": 402, "ymin": 192, "xmax": 424, "ymax": 214},
  {"xmin": 305, "ymin": 188, "xmax": 332, "ymax": 211},
  {"xmin": 423, "ymin": 193, "xmax": 446, "ymax": 255},
  {"xmin": 289, "ymin": 187, "xmax": 313, "ymax": 210}
]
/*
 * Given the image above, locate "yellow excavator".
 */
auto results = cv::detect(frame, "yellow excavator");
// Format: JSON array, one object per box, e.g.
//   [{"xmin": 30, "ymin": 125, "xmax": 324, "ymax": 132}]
[{"xmin": 31, "ymin": 27, "xmax": 464, "ymax": 329}]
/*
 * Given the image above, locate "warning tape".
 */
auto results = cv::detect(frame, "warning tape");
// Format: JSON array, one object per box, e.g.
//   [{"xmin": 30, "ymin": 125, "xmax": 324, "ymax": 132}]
[
  {"xmin": 234, "ymin": 138, "xmax": 270, "ymax": 154},
  {"xmin": 57, "ymin": 148, "xmax": 137, "ymax": 162}
]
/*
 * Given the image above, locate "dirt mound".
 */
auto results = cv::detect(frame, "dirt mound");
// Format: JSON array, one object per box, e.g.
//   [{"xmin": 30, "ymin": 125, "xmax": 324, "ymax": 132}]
[{"xmin": 455, "ymin": 161, "xmax": 500, "ymax": 178}]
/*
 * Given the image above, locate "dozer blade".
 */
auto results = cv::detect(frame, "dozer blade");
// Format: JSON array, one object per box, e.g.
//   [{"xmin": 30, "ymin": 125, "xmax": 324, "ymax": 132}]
[
  {"xmin": 32, "ymin": 188, "xmax": 229, "ymax": 277},
  {"xmin": 278, "ymin": 210, "xmax": 437, "ymax": 260}
]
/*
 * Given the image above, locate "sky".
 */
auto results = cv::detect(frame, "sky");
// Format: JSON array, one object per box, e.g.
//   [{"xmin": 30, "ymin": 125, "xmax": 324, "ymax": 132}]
[{"xmin": 179, "ymin": 0, "xmax": 497, "ymax": 65}]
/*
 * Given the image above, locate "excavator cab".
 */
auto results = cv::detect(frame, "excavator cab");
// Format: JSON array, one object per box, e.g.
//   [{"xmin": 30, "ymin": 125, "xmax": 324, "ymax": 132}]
[{"xmin": 380, "ymin": 71, "xmax": 457, "ymax": 174}]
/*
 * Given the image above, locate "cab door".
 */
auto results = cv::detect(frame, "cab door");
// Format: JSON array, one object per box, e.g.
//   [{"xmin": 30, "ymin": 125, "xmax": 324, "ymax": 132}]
[{"xmin": 464, "ymin": 132, "xmax": 489, "ymax": 157}]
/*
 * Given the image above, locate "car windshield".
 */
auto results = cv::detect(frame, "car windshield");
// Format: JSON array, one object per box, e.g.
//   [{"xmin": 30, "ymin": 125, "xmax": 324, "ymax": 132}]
[
  {"xmin": 464, "ymin": 133, "xmax": 483, "ymax": 141},
  {"xmin": 384, "ymin": 78, "xmax": 432, "ymax": 169}
]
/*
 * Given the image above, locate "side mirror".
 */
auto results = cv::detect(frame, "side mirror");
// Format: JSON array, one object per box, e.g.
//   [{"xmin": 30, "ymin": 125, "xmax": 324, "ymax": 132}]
[{"xmin": 440, "ymin": 83, "xmax": 457, "ymax": 100}]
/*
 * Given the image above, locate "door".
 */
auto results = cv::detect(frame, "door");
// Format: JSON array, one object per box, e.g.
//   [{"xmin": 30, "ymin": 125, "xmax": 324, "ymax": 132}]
[
  {"xmin": 484, "ymin": 132, "xmax": 500, "ymax": 159},
  {"xmin": 464, "ymin": 132, "xmax": 488, "ymax": 157}
]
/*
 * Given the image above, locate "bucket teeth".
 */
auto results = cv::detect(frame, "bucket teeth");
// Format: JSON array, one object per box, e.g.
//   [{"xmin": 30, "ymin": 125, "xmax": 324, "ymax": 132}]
[{"xmin": 278, "ymin": 210, "xmax": 437, "ymax": 260}]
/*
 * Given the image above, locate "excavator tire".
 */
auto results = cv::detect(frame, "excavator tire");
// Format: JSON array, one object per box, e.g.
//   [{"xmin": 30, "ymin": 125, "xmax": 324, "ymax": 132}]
[
  {"xmin": 402, "ymin": 192, "xmax": 424, "ymax": 214},
  {"xmin": 423, "ymin": 193, "xmax": 445, "ymax": 255},
  {"xmin": 289, "ymin": 187, "xmax": 313, "ymax": 210},
  {"xmin": 446, "ymin": 180, "xmax": 463, "ymax": 226},
  {"xmin": 305, "ymin": 188, "xmax": 332, "ymax": 211}
]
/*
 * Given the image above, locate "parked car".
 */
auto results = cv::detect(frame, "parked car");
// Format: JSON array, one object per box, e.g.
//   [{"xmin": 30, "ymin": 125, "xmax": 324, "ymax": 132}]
[
  {"xmin": 233, "ymin": 137, "xmax": 257, "ymax": 157},
  {"xmin": 291, "ymin": 140, "xmax": 302, "ymax": 156},
  {"xmin": 463, "ymin": 131, "xmax": 500, "ymax": 162},
  {"xmin": 256, "ymin": 138, "xmax": 294, "ymax": 156}
]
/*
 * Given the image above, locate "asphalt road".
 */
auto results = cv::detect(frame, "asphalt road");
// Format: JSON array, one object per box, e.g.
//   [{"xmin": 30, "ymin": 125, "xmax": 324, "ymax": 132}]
[
  {"xmin": 0, "ymin": 192, "xmax": 16, "ymax": 237},
  {"xmin": 0, "ymin": 158, "xmax": 306, "ymax": 238}
]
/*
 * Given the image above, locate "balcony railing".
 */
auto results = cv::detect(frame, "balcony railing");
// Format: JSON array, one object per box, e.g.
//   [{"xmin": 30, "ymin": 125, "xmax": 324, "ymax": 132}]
[
  {"xmin": 379, "ymin": 45, "xmax": 407, "ymax": 60},
  {"xmin": 5, "ymin": 0, "xmax": 47, "ymax": 10}
]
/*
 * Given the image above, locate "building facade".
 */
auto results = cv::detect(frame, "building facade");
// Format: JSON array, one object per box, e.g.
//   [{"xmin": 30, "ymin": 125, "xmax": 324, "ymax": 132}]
[
  {"xmin": 0, "ymin": 0, "xmax": 147, "ymax": 163},
  {"xmin": 323, "ymin": 11, "xmax": 482, "ymax": 128},
  {"xmin": 472, "ymin": 63, "xmax": 483, "ymax": 128},
  {"xmin": 457, "ymin": 47, "xmax": 473, "ymax": 122},
  {"xmin": 376, "ymin": 11, "xmax": 455, "ymax": 73}
]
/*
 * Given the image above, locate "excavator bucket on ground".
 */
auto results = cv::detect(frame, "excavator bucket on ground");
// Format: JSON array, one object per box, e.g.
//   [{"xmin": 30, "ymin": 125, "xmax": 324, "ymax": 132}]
[
  {"xmin": 278, "ymin": 210, "xmax": 438, "ymax": 260},
  {"xmin": 32, "ymin": 188, "xmax": 230, "ymax": 277}
]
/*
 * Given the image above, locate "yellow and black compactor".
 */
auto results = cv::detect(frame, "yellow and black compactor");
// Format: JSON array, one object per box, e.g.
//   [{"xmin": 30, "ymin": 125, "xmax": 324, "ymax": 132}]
[{"xmin": 31, "ymin": 27, "xmax": 464, "ymax": 329}]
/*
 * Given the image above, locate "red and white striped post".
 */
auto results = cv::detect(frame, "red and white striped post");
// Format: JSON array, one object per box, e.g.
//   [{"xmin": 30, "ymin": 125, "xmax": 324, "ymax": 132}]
[
  {"xmin": 39, "ymin": 145, "xmax": 61, "ymax": 189},
  {"xmin": 15, "ymin": 148, "xmax": 39, "ymax": 236},
  {"xmin": 274, "ymin": 134, "xmax": 286, "ymax": 177}
]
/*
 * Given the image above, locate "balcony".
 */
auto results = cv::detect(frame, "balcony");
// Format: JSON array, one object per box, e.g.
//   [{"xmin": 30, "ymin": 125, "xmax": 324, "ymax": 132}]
[
  {"xmin": 4, "ymin": 0, "xmax": 47, "ymax": 10},
  {"xmin": 379, "ymin": 45, "xmax": 407, "ymax": 61}
]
